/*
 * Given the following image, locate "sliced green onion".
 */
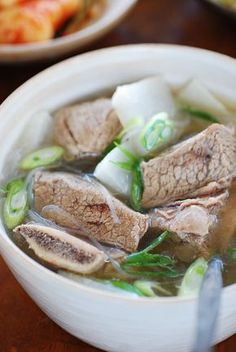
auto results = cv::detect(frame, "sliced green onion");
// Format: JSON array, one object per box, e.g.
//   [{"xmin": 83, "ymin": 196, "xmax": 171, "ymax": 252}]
[
  {"xmin": 111, "ymin": 144, "xmax": 144, "ymax": 211},
  {"xmin": 123, "ymin": 252, "xmax": 174, "ymax": 266},
  {"xmin": 123, "ymin": 269, "xmax": 181, "ymax": 279},
  {"xmin": 140, "ymin": 114, "xmax": 175, "ymax": 151},
  {"xmin": 134, "ymin": 280, "xmax": 171, "ymax": 297},
  {"xmin": 142, "ymin": 230, "xmax": 170, "ymax": 253},
  {"xmin": 122, "ymin": 263, "xmax": 177, "ymax": 275},
  {"xmin": 4, "ymin": 178, "xmax": 23, "ymax": 193},
  {"xmin": 131, "ymin": 162, "xmax": 143, "ymax": 211},
  {"xmin": 121, "ymin": 232, "xmax": 177, "ymax": 279},
  {"xmin": 103, "ymin": 140, "xmax": 119, "ymax": 156},
  {"xmin": 112, "ymin": 159, "xmax": 144, "ymax": 211},
  {"xmin": 110, "ymin": 161, "xmax": 134, "ymax": 171},
  {"xmin": 134, "ymin": 280, "xmax": 156, "ymax": 297},
  {"xmin": 3, "ymin": 179, "xmax": 28, "ymax": 230},
  {"xmin": 123, "ymin": 231, "xmax": 170, "ymax": 265},
  {"xmin": 20, "ymin": 146, "xmax": 64, "ymax": 170},
  {"xmin": 178, "ymin": 258, "xmax": 208, "ymax": 297},
  {"xmin": 111, "ymin": 280, "xmax": 145, "ymax": 296},
  {"xmin": 114, "ymin": 143, "xmax": 139, "ymax": 163},
  {"xmin": 181, "ymin": 107, "xmax": 219, "ymax": 123}
]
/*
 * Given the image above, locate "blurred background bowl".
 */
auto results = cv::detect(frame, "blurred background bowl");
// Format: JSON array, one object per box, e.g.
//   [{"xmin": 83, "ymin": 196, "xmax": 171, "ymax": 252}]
[
  {"xmin": 0, "ymin": 0, "xmax": 137, "ymax": 63},
  {"xmin": 0, "ymin": 45, "xmax": 236, "ymax": 352},
  {"xmin": 204, "ymin": 0, "xmax": 236, "ymax": 19}
]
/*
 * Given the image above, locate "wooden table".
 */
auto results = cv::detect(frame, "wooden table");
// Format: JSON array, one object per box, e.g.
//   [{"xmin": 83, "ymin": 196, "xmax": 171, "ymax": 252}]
[{"xmin": 0, "ymin": 0, "xmax": 236, "ymax": 351}]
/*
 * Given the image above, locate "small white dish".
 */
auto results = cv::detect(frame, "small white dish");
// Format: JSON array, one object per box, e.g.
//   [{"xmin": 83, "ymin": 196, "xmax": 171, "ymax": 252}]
[
  {"xmin": 0, "ymin": 0, "xmax": 137, "ymax": 63},
  {"xmin": 0, "ymin": 45, "xmax": 235, "ymax": 352}
]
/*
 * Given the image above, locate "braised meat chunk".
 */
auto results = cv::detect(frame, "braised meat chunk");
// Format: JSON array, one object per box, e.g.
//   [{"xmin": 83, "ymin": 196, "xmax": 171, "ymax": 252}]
[
  {"xmin": 54, "ymin": 98, "xmax": 122, "ymax": 159},
  {"xmin": 149, "ymin": 190, "xmax": 228, "ymax": 248},
  {"xmin": 141, "ymin": 124, "xmax": 236, "ymax": 208},
  {"xmin": 34, "ymin": 171, "xmax": 149, "ymax": 252}
]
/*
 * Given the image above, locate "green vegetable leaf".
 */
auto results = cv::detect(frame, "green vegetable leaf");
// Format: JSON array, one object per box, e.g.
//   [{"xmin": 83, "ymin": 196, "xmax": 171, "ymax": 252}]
[
  {"xmin": 111, "ymin": 144, "xmax": 144, "ymax": 211},
  {"xmin": 134, "ymin": 280, "xmax": 171, "ymax": 297},
  {"xmin": 123, "ymin": 269, "xmax": 181, "ymax": 279},
  {"xmin": 103, "ymin": 139, "xmax": 122, "ymax": 156},
  {"xmin": 4, "ymin": 178, "xmax": 24, "ymax": 193},
  {"xmin": 114, "ymin": 143, "xmax": 138, "ymax": 164},
  {"xmin": 123, "ymin": 252, "xmax": 174, "ymax": 266},
  {"xmin": 3, "ymin": 178, "xmax": 28, "ymax": 230},
  {"xmin": 123, "ymin": 231, "xmax": 170, "ymax": 266},
  {"xmin": 121, "ymin": 231, "xmax": 177, "ymax": 279},
  {"xmin": 111, "ymin": 280, "xmax": 146, "ymax": 296},
  {"xmin": 140, "ymin": 114, "xmax": 175, "ymax": 151},
  {"xmin": 20, "ymin": 146, "xmax": 64, "ymax": 171},
  {"xmin": 181, "ymin": 107, "xmax": 219, "ymax": 123},
  {"xmin": 133, "ymin": 280, "xmax": 156, "ymax": 297},
  {"xmin": 110, "ymin": 161, "xmax": 134, "ymax": 171},
  {"xmin": 142, "ymin": 230, "xmax": 170, "ymax": 253},
  {"xmin": 131, "ymin": 162, "xmax": 143, "ymax": 211},
  {"xmin": 178, "ymin": 258, "xmax": 208, "ymax": 297}
]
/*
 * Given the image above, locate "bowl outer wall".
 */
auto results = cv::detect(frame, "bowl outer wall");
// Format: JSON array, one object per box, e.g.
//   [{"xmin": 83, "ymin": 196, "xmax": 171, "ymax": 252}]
[{"xmin": 0, "ymin": 44, "xmax": 236, "ymax": 352}]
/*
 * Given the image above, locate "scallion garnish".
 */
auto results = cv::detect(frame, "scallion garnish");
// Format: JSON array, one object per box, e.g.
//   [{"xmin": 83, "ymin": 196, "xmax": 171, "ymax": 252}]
[
  {"xmin": 111, "ymin": 279, "xmax": 146, "ymax": 296},
  {"xmin": 134, "ymin": 280, "xmax": 171, "ymax": 297},
  {"xmin": 123, "ymin": 269, "xmax": 181, "ymax": 279},
  {"xmin": 142, "ymin": 230, "xmax": 170, "ymax": 252},
  {"xmin": 131, "ymin": 163, "xmax": 143, "ymax": 211},
  {"xmin": 121, "ymin": 231, "xmax": 178, "ymax": 278},
  {"xmin": 123, "ymin": 252, "xmax": 175, "ymax": 266},
  {"xmin": 20, "ymin": 146, "xmax": 64, "ymax": 171},
  {"xmin": 114, "ymin": 142, "xmax": 139, "ymax": 164},
  {"xmin": 178, "ymin": 258, "xmax": 208, "ymax": 297},
  {"xmin": 3, "ymin": 178, "xmax": 28, "ymax": 230},
  {"xmin": 111, "ymin": 143, "xmax": 144, "ymax": 210},
  {"xmin": 110, "ymin": 161, "xmax": 134, "ymax": 171},
  {"xmin": 140, "ymin": 114, "xmax": 175, "ymax": 151},
  {"xmin": 181, "ymin": 107, "xmax": 219, "ymax": 123}
]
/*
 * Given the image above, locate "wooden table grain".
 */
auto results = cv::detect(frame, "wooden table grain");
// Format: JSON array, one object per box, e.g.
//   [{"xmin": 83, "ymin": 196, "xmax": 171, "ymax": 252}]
[{"xmin": 0, "ymin": 0, "xmax": 236, "ymax": 351}]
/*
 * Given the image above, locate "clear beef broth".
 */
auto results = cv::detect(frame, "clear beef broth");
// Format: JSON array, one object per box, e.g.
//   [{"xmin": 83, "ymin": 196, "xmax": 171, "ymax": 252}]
[{"xmin": 4, "ymin": 78, "xmax": 236, "ymax": 297}]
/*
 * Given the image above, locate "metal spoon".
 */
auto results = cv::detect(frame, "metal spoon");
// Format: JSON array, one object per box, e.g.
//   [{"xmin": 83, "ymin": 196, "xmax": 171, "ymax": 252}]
[{"xmin": 192, "ymin": 256, "xmax": 224, "ymax": 352}]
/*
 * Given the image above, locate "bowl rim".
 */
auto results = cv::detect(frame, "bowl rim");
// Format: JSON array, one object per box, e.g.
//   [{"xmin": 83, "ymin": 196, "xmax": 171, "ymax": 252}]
[
  {"xmin": 0, "ymin": 0, "xmax": 137, "ymax": 54},
  {"xmin": 0, "ymin": 43, "xmax": 236, "ymax": 304}
]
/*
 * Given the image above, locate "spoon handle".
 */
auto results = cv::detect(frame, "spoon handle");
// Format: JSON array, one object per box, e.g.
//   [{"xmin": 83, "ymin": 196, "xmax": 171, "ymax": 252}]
[{"xmin": 192, "ymin": 256, "xmax": 224, "ymax": 352}]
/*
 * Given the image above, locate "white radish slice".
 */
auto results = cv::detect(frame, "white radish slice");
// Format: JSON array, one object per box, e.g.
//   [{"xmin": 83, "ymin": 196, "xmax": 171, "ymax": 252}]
[
  {"xmin": 16, "ymin": 111, "xmax": 54, "ymax": 155},
  {"xmin": 1, "ymin": 111, "xmax": 54, "ymax": 182},
  {"xmin": 177, "ymin": 79, "xmax": 229, "ymax": 117},
  {"xmin": 94, "ymin": 144, "xmax": 133, "ymax": 197},
  {"xmin": 112, "ymin": 76, "xmax": 176, "ymax": 127}
]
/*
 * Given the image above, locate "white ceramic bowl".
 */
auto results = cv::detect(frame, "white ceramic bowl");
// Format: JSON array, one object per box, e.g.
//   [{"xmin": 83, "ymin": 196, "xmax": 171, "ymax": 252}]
[
  {"xmin": 0, "ymin": 45, "xmax": 236, "ymax": 352},
  {"xmin": 0, "ymin": 0, "xmax": 137, "ymax": 63}
]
